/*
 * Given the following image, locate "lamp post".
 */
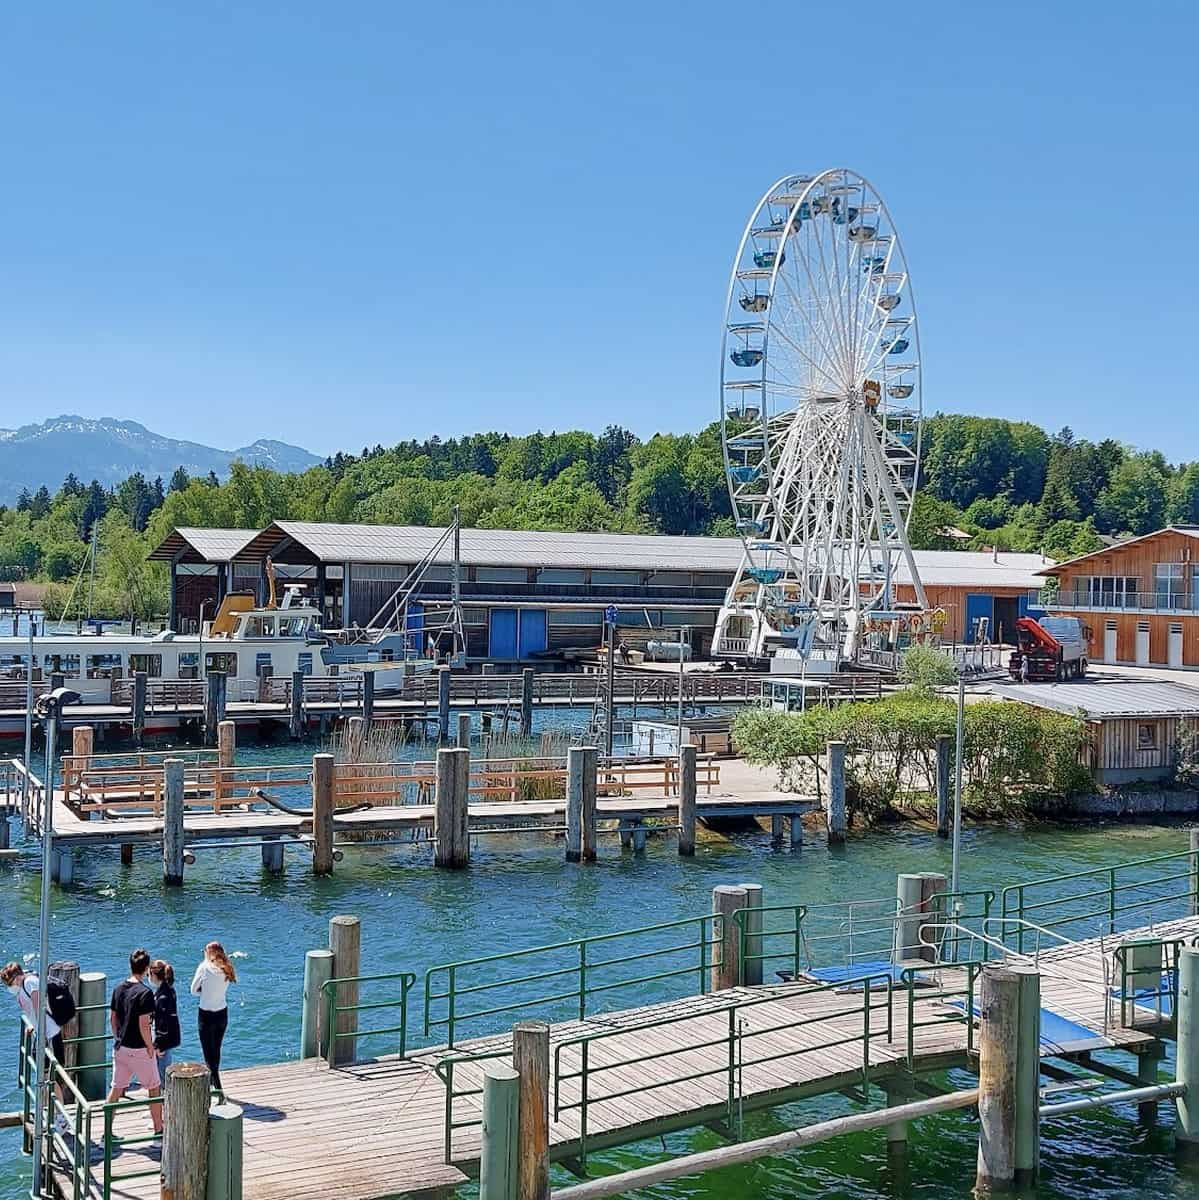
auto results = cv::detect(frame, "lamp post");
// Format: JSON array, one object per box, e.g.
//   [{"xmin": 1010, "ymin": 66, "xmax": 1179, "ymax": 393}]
[
  {"xmin": 676, "ymin": 626, "xmax": 689, "ymax": 752},
  {"xmin": 30, "ymin": 686, "xmax": 80, "ymax": 1197},
  {"xmin": 951, "ymin": 671, "xmax": 965, "ymax": 896}
]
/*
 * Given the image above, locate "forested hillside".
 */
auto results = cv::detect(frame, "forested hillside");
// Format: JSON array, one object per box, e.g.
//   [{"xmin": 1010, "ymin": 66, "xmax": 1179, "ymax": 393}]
[{"xmin": 2, "ymin": 415, "xmax": 1197, "ymax": 620}]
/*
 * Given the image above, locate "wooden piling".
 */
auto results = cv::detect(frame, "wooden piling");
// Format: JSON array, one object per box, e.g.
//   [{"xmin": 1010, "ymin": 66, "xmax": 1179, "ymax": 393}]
[
  {"xmin": 936, "ymin": 734, "xmax": 952, "ymax": 838},
  {"xmin": 893, "ymin": 874, "xmax": 925, "ymax": 962},
  {"xmin": 738, "ymin": 883, "xmax": 764, "ymax": 986},
  {"xmin": 1176, "ymin": 945, "xmax": 1199, "ymax": 1161},
  {"xmin": 261, "ymin": 836, "xmax": 284, "ymax": 874},
  {"xmin": 48, "ymin": 960, "xmax": 79, "ymax": 1070},
  {"xmin": 163, "ymin": 757, "xmax": 185, "ymax": 886},
  {"xmin": 520, "ymin": 669, "xmax": 534, "ymax": 739},
  {"xmin": 770, "ymin": 814, "xmax": 784, "ymax": 847},
  {"xmin": 711, "ymin": 884, "xmax": 748, "ymax": 991},
  {"xmin": 206, "ymin": 1102, "xmax": 244, "ymax": 1200},
  {"xmin": 70, "ymin": 725, "xmax": 93, "ymax": 775},
  {"xmin": 438, "ymin": 666, "xmax": 451, "ymax": 743},
  {"xmin": 479, "ymin": 1063, "xmax": 520, "ymax": 1200},
  {"xmin": 132, "ymin": 671, "xmax": 147, "ymax": 746},
  {"xmin": 434, "ymin": 747, "xmax": 470, "ymax": 868},
  {"xmin": 975, "ymin": 965, "xmax": 1020, "ymax": 1192},
  {"xmin": 120, "ymin": 842, "xmax": 134, "ymax": 867},
  {"xmin": 312, "ymin": 753, "xmax": 336, "ymax": 876},
  {"xmin": 300, "ymin": 949, "xmax": 335, "ymax": 1060},
  {"xmin": 1012, "ymin": 964, "xmax": 1040, "ymax": 1185},
  {"xmin": 362, "ymin": 671, "xmax": 375, "ymax": 729},
  {"xmin": 513, "ymin": 1021, "xmax": 550, "ymax": 1200},
  {"xmin": 826, "ymin": 740, "xmax": 846, "ymax": 845},
  {"xmin": 328, "ymin": 915, "xmax": 361, "ymax": 1066},
  {"xmin": 161, "ymin": 1062, "xmax": 211, "ymax": 1200},
  {"xmin": 204, "ymin": 672, "xmax": 226, "ymax": 746},
  {"xmin": 76, "ymin": 971, "xmax": 107, "ymax": 1100},
  {"xmin": 217, "ymin": 719, "xmax": 235, "ymax": 768},
  {"xmin": 565, "ymin": 746, "xmax": 597, "ymax": 863},
  {"xmin": 289, "ymin": 671, "xmax": 305, "ymax": 740},
  {"xmin": 457, "ymin": 712, "xmax": 472, "ymax": 749},
  {"xmin": 678, "ymin": 743, "xmax": 697, "ymax": 857}
]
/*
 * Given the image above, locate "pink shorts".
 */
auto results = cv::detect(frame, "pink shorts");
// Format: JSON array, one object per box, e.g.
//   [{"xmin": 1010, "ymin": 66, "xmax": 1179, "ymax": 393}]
[{"xmin": 112, "ymin": 1045, "xmax": 160, "ymax": 1092}]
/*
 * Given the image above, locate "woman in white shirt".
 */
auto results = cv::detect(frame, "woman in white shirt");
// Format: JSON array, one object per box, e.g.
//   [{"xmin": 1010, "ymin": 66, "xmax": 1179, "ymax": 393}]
[{"xmin": 190, "ymin": 941, "xmax": 236, "ymax": 1092}]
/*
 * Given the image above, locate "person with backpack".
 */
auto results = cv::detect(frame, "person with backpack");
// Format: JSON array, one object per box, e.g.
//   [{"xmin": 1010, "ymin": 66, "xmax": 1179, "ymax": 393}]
[
  {"xmin": 147, "ymin": 960, "xmax": 181, "ymax": 1069},
  {"xmin": 107, "ymin": 949, "xmax": 163, "ymax": 1135},
  {"xmin": 2, "ymin": 960, "xmax": 73, "ymax": 1131}
]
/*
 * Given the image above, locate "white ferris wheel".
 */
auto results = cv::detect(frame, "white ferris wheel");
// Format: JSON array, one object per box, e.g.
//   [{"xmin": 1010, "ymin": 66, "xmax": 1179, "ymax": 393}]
[{"xmin": 712, "ymin": 168, "xmax": 928, "ymax": 668}]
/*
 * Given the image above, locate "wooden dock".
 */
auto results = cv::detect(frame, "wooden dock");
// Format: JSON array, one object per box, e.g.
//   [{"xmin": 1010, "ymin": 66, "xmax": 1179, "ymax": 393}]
[{"xmin": 82, "ymin": 915, "xmax": 1188, "ymax": 1200}]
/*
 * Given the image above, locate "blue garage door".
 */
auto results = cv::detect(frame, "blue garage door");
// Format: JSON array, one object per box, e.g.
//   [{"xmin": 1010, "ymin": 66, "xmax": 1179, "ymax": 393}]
[
  {"xmin": 965, "ymin": 594, "xmax": 994, "ymax": 643},
  {"xmin": 518, "ymin": 610, "xmax": 547, "ymax": 659},
  {"xmin": 489, "ymin": 609, "xmax": 518, "ymax": 659}
]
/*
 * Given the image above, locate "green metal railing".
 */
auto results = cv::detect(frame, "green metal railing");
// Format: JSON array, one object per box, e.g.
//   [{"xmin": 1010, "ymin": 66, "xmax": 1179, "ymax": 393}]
[
  {"xmin": 733, "ymin": 903, "xmax": 807, "ymax": 981},
  {"xmin": 551, "ymin": 971, "xmax": 894, "ymax": 1166},
  {"xmin": 321, "ymin": 970, "xmax": 416, "ymax": 1063},
  {"xmin": 424, "ymin": 914, "xmax": 724, "ymax": 1047},
  {"xmin": 435, "ymin": 1047, "xmax": 516, "ymax": 1163},
  {"xmin": 926, "ymin": 890, "xmax": 996, "ymax": 962},
  {"xmin": 1113, "ymin": 938, "xmax": 1182, "ymax": 1033},
  {"xmin": 901, "ymin": 960, "xmax": 983, "ymax": 1066},
  {"xmin": 1001, "ymin": 847, "xmax": 1199, "ymax": 952}
]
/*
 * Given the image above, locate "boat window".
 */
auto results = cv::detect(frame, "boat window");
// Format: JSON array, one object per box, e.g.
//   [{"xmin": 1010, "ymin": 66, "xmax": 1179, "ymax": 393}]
[
  {"xmin": 0, "ymin": 654, "xmax": 29, "ymax": 679},
  {"xmin": 279, "ymin": 616, "xmax": 307, "ymax": 637},
  {"xmin": 243, "ymin": 616, "xmax": 275, "ymax": 638},
  {"xmin": 86, "ymin": 653, "xmax": 125, "ymax": 679},
  {"xmin": 298, "ymin": 652, "xmax": 313, "ymax": 676},
  {"xmin": 43, "ymin": 653, "xmax": 80, "ymax": 678},
  {"xmin": 205, "ymin": 652, "xmax": 238, "ymax": 676},
  {"xmin": 179, "ymin": 652, "xmax": 200, "ymax": 680},
  {"xmin": 128, "ymin": 654, "xmax": 163, "ymax": 677}
]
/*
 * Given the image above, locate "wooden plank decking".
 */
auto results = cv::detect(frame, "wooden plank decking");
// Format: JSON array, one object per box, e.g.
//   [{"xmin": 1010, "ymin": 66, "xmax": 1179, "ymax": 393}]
[{"xmin": 76, "ymin": 916, "xmax": 1193, "ymax": 1200}]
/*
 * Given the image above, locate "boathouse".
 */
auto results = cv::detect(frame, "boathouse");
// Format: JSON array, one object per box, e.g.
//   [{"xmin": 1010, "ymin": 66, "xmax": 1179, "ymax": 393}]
[
  {"xmin": 1039, "ymin": 526, "xmax": 1199, "ymax": 669},
  {"xmin": 151, "ymin": 522, "xmax": 1051, "ymax": 661},
  {"xmin": 990, "ymin": 678, "xmax": 1199, "ymax": 785}
]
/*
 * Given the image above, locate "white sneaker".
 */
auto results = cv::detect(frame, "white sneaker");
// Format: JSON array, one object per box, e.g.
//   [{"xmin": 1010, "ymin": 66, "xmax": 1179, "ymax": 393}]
[{"xmin": 53, "ymin": 1113, "xmax": 69, "ymax": 1135}]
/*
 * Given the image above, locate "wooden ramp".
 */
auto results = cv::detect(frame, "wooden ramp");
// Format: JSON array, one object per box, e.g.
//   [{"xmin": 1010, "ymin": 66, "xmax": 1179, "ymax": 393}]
[{"xmin": 79, "ymin": 917, "xmax": 1190, "ymax": 1200}]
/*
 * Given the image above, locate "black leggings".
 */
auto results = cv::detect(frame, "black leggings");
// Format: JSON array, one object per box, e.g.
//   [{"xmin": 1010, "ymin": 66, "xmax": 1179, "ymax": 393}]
[{"xmin": 198, "ymin": 1008, "xmax": 228, "ymax": 1090}]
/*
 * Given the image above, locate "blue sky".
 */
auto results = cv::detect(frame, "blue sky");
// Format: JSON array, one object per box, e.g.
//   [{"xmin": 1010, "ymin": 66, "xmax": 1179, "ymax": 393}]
[{"xmin": 1, "ymin": 3, "xmax": 1195, "ymax": 459}]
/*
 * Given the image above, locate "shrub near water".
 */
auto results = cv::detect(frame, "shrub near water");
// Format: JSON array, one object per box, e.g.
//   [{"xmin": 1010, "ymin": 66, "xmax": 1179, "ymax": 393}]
[{"xmin": 733, "ymin": 693, "xmax": 1092, "ymax": 823}]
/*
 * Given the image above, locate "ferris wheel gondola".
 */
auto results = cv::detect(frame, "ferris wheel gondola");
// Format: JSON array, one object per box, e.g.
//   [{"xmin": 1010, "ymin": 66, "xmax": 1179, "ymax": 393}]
[{"xmin": 713, "ymin": 168, "xmax": 928, "ymax": 669}]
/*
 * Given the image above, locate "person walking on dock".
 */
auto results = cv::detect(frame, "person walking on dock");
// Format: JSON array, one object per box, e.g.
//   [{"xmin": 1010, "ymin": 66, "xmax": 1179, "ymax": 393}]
[
  {"xmin": 107, "ymin": 948, "xmax": 163, "ymax": 1135},
  {"xmin": 148, "ymin": 960, "xmax": 181, "ymax": 1071},
  {"xmin": 191, "ymin": 941, "xmax": 236, "ymax": 1093},
  {"xmin": 2, "ymin": 961, "xmax": 70, "ymax": 1130}
]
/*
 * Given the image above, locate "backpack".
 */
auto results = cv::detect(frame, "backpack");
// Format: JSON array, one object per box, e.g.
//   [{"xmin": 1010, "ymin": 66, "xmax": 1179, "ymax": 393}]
[{"xmin": 46, "ymin": 978, "xmax": 76, "ymax": 1026}]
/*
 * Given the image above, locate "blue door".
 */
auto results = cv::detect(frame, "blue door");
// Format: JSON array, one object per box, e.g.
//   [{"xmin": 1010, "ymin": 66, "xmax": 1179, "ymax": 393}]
[
  {"xmin": 518, "ymin": 610, "xmax": 547, "ymax": 659},
  {"xmin": 965, "ymin": 594, "xmax": 994, "ymax": 643},
  {"xmin": 489, "ymin": 609, "xmax": 518, "ymax": 659}
]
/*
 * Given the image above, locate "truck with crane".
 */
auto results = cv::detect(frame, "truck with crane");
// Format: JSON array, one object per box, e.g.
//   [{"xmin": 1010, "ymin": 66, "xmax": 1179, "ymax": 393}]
[{"xmin": 1008, "ymin": 615, "xmax": 1089, "ymax": 682}]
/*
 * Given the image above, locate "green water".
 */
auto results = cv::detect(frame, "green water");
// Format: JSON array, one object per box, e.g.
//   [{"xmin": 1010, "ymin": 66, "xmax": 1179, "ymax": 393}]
[{"xmin": 1, "ymin": 718, "xmax": 1196, "ymax": 1198}]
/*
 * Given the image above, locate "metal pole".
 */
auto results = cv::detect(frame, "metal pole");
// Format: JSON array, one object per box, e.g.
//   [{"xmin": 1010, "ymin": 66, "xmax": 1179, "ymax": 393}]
[
  {"xmin": 951, "ymin": 672, "xmax": 965, "ymax": 895},
  {"xmin": 23, "ymin": 615, "xmax": 33, "ymax": 809},
  {"xmin": 605, "ymin": 616, "xmax": 615, "ymax": 759},
  {"xmin": 31, "ymin": 703, "xmax": 58, "ymax": 1196},
  {"xmin": 676, "ymin": 626, "xmax": 687, "ymax": 752},
  {"xmin": 86, "ymin": 526, "xmax": 98, "ymax": 621}
]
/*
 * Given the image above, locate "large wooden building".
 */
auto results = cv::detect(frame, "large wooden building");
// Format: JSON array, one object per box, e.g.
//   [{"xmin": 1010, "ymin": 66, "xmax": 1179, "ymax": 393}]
[
  {"xmin": 1040, "ymin": 526, "xmax": 1199, "ymax": 669},
  {"xmin": 150, "ymin": 522, "xmax": 1051, "ymax": 663}
]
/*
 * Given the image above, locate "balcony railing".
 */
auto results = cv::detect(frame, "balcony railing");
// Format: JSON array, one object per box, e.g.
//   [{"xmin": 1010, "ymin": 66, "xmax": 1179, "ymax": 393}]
[{"xmin": 1049, "ymin": 589, "xmax": 1198, "ymax": 614}]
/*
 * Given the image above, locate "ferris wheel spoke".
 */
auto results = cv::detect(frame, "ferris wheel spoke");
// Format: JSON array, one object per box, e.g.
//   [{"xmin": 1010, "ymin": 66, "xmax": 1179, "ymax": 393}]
[{"xmin": 772, "ymin": 268, "xmax": 845, "ymax": 389}]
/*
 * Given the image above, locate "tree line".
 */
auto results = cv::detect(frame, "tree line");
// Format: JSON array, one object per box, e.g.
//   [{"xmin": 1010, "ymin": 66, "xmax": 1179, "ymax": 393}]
[{"xmin": 2, "ymin": 414, "xmax": 1196, "ymax": 619}]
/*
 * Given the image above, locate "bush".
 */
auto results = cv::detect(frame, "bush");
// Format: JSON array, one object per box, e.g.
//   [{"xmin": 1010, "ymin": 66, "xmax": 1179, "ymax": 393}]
[{"xmin": 898, "ymin": 645, "xmax": 958, "ymax": 694}]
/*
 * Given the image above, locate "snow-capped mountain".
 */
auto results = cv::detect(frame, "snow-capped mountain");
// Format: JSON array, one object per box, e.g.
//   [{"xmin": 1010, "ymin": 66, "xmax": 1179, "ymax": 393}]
[{"xmin": 0, "ymin": 416, "xmax": 321, "ymax": 503}]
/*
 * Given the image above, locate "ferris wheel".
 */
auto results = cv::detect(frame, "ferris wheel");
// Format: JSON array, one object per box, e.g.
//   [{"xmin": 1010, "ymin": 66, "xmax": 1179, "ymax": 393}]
[{"xmin": 713, "ymin": 168, "xmax": 928, "ymax": 667}]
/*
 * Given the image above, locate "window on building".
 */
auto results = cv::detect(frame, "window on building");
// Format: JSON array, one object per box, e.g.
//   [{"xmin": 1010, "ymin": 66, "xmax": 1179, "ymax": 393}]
[
  {"xmin": 43, "ymin": 653, "xmax": 80, "ymax": 678},
  {"xmin": 128, "ymin": 654, "xmax": 163, "ymax": 677},
  {"xmin": 1155, "ymin": 563, "xmax": 1185, "ymax": 607},
  {"xmin": 1080, "ymin": 576, "xmax": 1139, "ymax": 607},
  {"xmin": 592, "ymin": 570, "xmax": 642, "ymax": 586},
  {"xmin": 1137, "ymin": 723, "xmax": 1159, "ymax": 751}
]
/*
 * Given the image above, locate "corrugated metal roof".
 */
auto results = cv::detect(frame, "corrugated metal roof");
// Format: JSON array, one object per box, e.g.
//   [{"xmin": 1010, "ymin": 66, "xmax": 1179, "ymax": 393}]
[
  {"xmin": 989, "ymin": 679, "xmax": 1199, "ymax": 719},
  {"xmin": 227, "ymin": 521, "xmax": 1051, "ymax": 586},
  {"xmin": 148, "ymin": 528, "xmax": 260, "ymax": 563}
]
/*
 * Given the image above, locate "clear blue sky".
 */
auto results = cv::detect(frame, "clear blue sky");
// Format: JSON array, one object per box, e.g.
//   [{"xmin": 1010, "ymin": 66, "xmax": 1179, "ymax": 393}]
[{"xmin": 1, "ymin": 3, "xmax": 1195, "ymax": 459}]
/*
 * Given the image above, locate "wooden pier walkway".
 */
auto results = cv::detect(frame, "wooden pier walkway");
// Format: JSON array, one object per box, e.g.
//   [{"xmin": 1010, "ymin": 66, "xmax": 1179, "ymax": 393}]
[{"xmin": 84, "ymin": 915, "xmax": 1189, "ymax": 1200}]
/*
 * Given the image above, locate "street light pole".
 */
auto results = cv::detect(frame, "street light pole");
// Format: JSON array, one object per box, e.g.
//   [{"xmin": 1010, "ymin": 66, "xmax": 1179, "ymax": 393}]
[
  {"xmin": 951, "ymin": 671, "xmax": 965, "ymax": 895},
  {"xmin": 676, "ymin": 626, "xmax": 688, "ymax": 751},
  {"xmin": 605, "ymin": 612, "xmax": 616, "ymax": 758}
]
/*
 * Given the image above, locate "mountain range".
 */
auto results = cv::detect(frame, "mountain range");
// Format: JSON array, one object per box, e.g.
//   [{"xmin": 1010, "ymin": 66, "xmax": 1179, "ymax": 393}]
[{"xmin": 0, "ymin": 416, "xmax": 321, "ymax": 504}]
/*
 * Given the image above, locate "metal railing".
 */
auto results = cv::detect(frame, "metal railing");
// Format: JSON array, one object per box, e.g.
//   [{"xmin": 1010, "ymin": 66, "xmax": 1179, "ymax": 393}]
[
  {"xmin": 1000, "ymin": 846, "xmax": 1199, "ymax": 951},
  {"xmin": 3, "ymin": 756, "xmax": 45, "ymax": 832},
  {"xmin": 900, "ymin": 959, "xmax": 982, "ymax": 1066},
  {"xmin": 424, "ymin": 914, "xmax": 724, "ymax": 1047},
  {"xmin": 1053, "ymin": 589, "xmax": 1199, "ymax": 614},
  {"xmin": 321, "ymin": 971, "xmax": 417, "ymax": 1063},
  {"xmin": 1113, "ymin": 937, "xmax": 1184, "ymax": 1033}
]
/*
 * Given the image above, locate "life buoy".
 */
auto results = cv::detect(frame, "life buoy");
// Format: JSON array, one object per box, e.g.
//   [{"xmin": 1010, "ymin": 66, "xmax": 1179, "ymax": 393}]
[{"xmin": 908, "ymin": 613, "xmax": 924, "ymax": 633}]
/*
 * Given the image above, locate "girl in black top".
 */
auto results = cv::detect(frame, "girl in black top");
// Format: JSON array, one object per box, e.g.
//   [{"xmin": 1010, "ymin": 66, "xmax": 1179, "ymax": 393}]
[{"xmin": 148, "ymin": 960, "xmax": 181, "ymax": 1070}]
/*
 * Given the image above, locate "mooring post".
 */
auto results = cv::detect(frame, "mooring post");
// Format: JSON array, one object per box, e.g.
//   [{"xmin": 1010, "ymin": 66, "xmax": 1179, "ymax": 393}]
[
  {"xmin": 1190, "ymin": 828, "xmax": 1199, "ymax": 916},
  {"xmin": 48, "ymin": 960, "xmax": 79, "ymax": 1071},
  {"xmin": 217, "ymin": 719, "xmax": 235, "ymax": 768},
  {"xmin": 893, "ymin": 874, "xmax": 925, "ymax": 962},
  {"xmin": 76, "ymin": 971, "xmax": 107, "ymax": 1100},
  {"xmin": 132, "ymin": 671, "xmax": 148, "ymax": 746},
  {"xmin": 120, "ymin": 843, "xmax": 134, "ymax": 867},
  {"xmin": 328, "ymin": 915, "xmax": 361, "ymax": 1066},
  {"xmin": 1176, "ymin": 945, "xmax": 1199, "ymax": 1161},
  {"xmin": 826, "ymin": 740, "xmax": 846, "ymax": 845},
  {"xmin": 204, "ymin": 672, "xmax": 226, "ymax": 746},
  {"xmin": 520, "ymin": 669, "xmax": 534, "ymax": 739},
  {"xmin": 512, "ymin": 1021, "xmax": 550, "ymax": 1200},
  {"xmin": 312, "ymin": 753, "xmax": 336, "ymax": 875},
  {"xmin": 581, "ymin": 745, "xmax": 597, "ymax": 861},
  {"xmin": 975, "ymin": 965, "xmax": 1020, "ymax": 1192},
  {"xmin": 883, "ymin": 1076, "xmax": 914, "ymax": 1171},
  {"xmin": 678, "ymin": 743, "xmax": 697, "ymax": 857},
  {"xmin": 457, "ymin": 711, "xmax": 472, "ymax": 750},
  {"xmin": 738, "ymin": 882, "xmax": 764, "ymax": 986},
  {"xmin": 438, "ymin": 666, "xmax": 451, "ymax": 744},
  {"xmin": 361, "ymin": 670, "xmax": 375, "ymax": 730},
  {"xmin": 1012, "ymin": 964, "xmax": 1041, "ymax": 1186},
  {"xmin": 479, "ymin": 1063, "xmax": 520, "ymax": 1200},
  {"xmin": 289, "ymin": 670, "xmax": 305, "ymax": 740},
  {"xmin": 70, "ymin": 725, "xmax": 93, "ymax": 795},
  {"xmin": 207, "ymin": 1102, "xmax": 244, "ymax": 1200},
  {"xmin": 712, "ymin": 884, "xmax": 748, "ymax": 990},
  {"xmin": 161, "ymin": 1062, "xmax": 211, "ymax": 1200},
  {"xmin": 566, "ymin": 746, "xmax": 585, "ymax": 863},
  {"xmin": 345, "ymin": 716, "xmax": 366, "ymax": 757},
  {"xmin": 163, "ymin": 757, "xmax": 185, "ymax": 886},
  {"xmin": 53, "ymin": 846, "xmax": 74, "ymax": 886},
  {"xmin": 261, "ymin": 835, "xmax": 284, "ymax": 874},
  {"xmin": 300, "ymin": 948, "xmax": 335, "ymax": 1060},
  {"xmin": 936, "ymin": 734, "xmax": 952, "ymax": 838},
  {"xmin": 434, "ymin": 746, "xmax": 470, "ymax": 868},
  {"xmin": 1121, "ymin": 939, "xmax": 1165, "ymax": 1120}
]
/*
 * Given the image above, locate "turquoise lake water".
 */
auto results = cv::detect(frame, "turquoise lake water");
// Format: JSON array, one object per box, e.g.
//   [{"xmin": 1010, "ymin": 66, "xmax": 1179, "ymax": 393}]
[{"xmin": 1, "ymin": 710, "xmax": 1196, "ymax": 1198}]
